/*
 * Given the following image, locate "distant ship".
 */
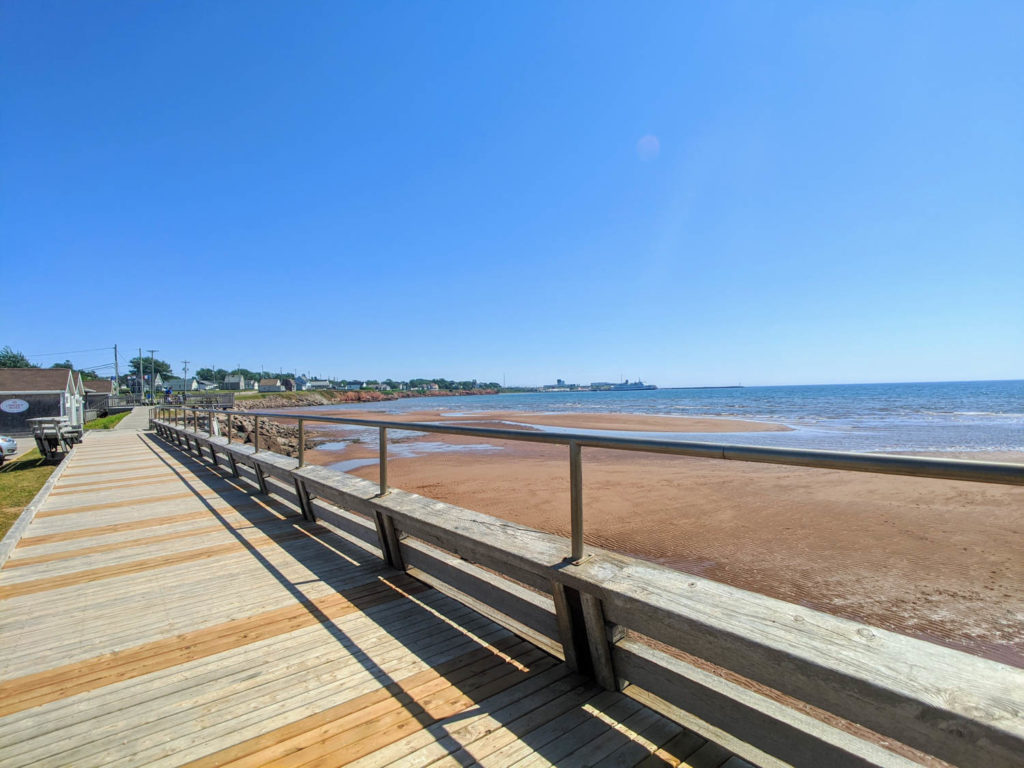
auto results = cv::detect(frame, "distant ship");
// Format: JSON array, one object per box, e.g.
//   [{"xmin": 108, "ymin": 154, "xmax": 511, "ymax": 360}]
[{"xmin": 589, "ymin": 380, "xmax": 658, "ymax": 391}]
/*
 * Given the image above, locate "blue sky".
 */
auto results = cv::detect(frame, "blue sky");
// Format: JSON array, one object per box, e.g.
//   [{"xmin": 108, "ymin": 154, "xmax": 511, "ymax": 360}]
[{"xmin": 2, "ymin": 2, "xmax": 1022, "ymax": 386}]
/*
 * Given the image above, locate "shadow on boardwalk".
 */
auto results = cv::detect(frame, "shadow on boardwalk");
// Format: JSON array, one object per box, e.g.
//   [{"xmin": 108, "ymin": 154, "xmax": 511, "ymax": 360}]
[{"xmin": 139, "ymin": 432, "xmax": 710, "ymax": 767}]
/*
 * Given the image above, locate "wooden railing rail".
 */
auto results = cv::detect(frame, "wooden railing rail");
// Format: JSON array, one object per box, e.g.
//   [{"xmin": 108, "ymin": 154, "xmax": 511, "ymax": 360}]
[
  {"xmin": 154, "ymin": 403, "xmax": 1024, "ymax": 568},
  {"xmin": 150, "ymin": 415, "xmax": 1024, "ymax": 768}
]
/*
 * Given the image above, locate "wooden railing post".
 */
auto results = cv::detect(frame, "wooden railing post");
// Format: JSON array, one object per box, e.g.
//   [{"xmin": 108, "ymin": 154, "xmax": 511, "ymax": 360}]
[
  {"xmin": 252, "ymin": 463, "xmax": 269, "ymax": 494},
  {"xmin": 293, "ymin": 476, "xmax": 316, "ymax": 522},
  {"xmin": 580, "ymin": 593, "xmax": 623, "ymax": 691},
  {"xmin": 551, "ymin": 581, "xmax": 622, "ymax": 690},
  {"xmin": 373, "ymin": 510, "xmax": 405, "ymax": 570},
  {"xmin": 551, "ymin": 582, "xmax": 589, "ymax": 675}
]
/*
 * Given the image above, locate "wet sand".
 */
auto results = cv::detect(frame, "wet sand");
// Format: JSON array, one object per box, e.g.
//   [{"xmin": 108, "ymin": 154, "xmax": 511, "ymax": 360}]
[
  {"xmin": 304, "ymin": 410, "xmax": 1024, "ymax": 666},
  {"xmin": 305, "ymin": 408, "xmax": 793, "ymax": 433}
]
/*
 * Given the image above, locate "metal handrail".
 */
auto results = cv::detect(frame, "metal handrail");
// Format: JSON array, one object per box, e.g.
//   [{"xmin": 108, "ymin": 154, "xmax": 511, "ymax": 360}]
[{"xmin": 154, "ymin": 405, "xmax": 1024, "ymax": 561}]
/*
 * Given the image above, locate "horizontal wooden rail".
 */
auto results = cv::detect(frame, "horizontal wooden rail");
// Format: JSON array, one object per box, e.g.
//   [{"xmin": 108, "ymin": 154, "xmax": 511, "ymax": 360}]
[{"xmin": 151, "ymin": 418, "xmax": 1024, "ymax": 768}]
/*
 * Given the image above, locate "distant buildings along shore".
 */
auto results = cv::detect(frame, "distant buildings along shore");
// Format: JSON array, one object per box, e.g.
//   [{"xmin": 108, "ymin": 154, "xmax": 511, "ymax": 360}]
[{"xmin": 541, "ymin": 379, "xmax": 657, "ymax": 392}]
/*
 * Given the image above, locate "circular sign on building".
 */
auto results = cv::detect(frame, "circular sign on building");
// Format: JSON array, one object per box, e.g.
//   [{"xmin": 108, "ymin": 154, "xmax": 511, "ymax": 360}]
[{"xmin": 1, "ymin": 399, "xmax": 29, "ymax": 414}]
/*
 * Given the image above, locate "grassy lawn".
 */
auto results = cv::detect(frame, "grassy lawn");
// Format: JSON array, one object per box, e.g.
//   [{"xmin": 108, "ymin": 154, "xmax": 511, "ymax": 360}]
[
  {"xmin": 0, "ymin": 449, "xmax": 59, "ymax": 539},
  {"xmin": 84, "ymin": 411, "xmax": 131, "ymax": 430},
  {"xmin": 234, "ymin": 390, "xmax": 332, "ymax": 401},
  {"xmin": 234, "ymin": 391, "xmax": 268, "ymax": 401}
]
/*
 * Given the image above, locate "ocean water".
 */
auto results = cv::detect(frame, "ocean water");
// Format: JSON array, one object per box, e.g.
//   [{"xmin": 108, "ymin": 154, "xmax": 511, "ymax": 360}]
[{"xmin": 303, "ymin": 380, "xmax": 1023, "ymax": 454}]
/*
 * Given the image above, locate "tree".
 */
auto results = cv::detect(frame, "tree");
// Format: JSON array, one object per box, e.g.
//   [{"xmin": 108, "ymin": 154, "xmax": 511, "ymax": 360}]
[
  {"xmin": 0, "ymin": 346, "xmax": 36, "ymax": 368},
  {"xmin": 229, "ymin": 367, "xmax": 266, "ymax": 382},
  {"xmin": 49, "ymin": 360, "xmax": 99, "ymax": 379},
  {"xmin": 196, "ymin": 367, "xmax": 229, "ymax": 384},
  {"xmin": 127, "ymin": 356, "xmax": 174, "ymax": 379}
]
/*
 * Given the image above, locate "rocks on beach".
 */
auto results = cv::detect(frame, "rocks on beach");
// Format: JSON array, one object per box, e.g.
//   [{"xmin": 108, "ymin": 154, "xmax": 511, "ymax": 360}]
[{"xmin": 227, "ymin": 415, "xmax": 319, "ymax": 458}]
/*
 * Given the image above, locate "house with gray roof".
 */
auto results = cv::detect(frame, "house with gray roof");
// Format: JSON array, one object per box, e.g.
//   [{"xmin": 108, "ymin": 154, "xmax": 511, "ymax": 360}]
[
  {"xmin": 164, "ymin": 377, "xmax": 200, "ymax": 392},
  {"xmin": 0, "ymin": 368, "xmax": 85, "ymax": 434},
  {"xmin": 84, "ymin": 378, "xmax": 117, "ymax": 412}
]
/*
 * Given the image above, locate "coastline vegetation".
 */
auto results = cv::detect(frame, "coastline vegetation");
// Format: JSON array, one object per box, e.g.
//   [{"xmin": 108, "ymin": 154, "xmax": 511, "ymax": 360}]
[{"xmin": 235, "ymin": 390, "xmax": 331, "ymax": 402}]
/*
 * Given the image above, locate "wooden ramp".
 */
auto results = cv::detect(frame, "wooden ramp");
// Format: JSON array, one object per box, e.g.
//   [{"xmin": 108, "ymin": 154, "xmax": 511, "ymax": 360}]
[{"xmin": 0, "ymin": 430, "xmax": 745, "ymax": 768}]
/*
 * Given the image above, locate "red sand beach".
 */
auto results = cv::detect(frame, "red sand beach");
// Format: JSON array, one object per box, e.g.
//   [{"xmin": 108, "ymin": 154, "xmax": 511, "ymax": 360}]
[{"xmin": 302, "ymin": 409, "xmax": 1024, "ymax": 667}]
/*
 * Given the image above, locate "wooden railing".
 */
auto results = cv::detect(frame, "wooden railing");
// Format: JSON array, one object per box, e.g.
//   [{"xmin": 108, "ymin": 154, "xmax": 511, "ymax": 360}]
[
  {"xmin": 110, "ymin": 393, "xmax": 235, "ymax": 408},
  {"xmin": 150, "ymin": 414, "xmax": 1024, "ymax": 768}
]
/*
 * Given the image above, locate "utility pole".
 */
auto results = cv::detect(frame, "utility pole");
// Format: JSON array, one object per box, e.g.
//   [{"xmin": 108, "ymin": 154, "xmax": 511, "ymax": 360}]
[
  {"xmin": 113, "ymin": 344, "xmax": 120, "ymax": 393},
  {"xmin": 182, "ymin": 361, "xmax": 190, "ymax": 400},
  {"xmin": 138, "ymin": 347, "xmax": 143, "ymax": 402},
  {"xmin": 147, "ymin": 349, "xmax": 158, "ymax": 403}
]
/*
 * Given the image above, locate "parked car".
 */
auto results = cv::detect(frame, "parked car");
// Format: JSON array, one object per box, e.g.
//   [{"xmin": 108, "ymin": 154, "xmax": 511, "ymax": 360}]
[{"xmin": 0, "ymin": 434, "xmax": 17, "ymax": 465}]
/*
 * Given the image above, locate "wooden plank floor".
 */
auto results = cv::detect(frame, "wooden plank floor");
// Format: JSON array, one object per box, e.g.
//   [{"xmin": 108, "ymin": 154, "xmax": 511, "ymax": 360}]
[{"xmin": 0, "ymin": 430, "xmax": 745, "ymax": 767}]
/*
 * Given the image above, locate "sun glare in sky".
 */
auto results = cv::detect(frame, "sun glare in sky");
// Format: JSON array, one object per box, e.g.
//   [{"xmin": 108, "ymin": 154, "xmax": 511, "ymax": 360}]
[{"xmin": 636, "ymin": 134, "xmax": 660, "ymax": 161}]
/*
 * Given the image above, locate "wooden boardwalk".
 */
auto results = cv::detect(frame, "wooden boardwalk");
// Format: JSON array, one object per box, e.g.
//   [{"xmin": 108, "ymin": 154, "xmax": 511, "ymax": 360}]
[{"xmin": 0, "ymin": 430, "xmax": 746, "ymax": 767}]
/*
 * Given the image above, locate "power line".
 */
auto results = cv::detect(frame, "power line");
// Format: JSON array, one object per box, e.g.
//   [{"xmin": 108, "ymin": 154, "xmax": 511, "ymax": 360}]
[
  {"xmin": 38, "ymin": 362, "xmax": 115, "ymax": 372},
  {"xmin": 147, "ymin": 349, "xmax": 158, "ymax": 401},
  {"xmin": 27, "ymin": 346, "xmax": 114, "ymax": 358}
]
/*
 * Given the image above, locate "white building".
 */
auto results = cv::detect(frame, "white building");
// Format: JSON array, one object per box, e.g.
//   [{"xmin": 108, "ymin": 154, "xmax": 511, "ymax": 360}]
[
  {"xmin": 165, "ymin": 377, "xmax": 200, "ymax": 391},
  {"xmin": 0, "ymin": 368, "xmax": 85, "ymax": 433}
]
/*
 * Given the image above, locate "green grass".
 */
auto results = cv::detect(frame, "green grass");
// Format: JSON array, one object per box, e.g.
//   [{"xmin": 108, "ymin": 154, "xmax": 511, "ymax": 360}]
[
  {"xmin": 0, "ymin": 449, "xmax": 58, "ymax": 539},
  {"xmin": 84, "ymin": 411, "xmax": 131, "ymax": 430},
  {"xmin": 234, "ymin": 390, "xmax": 327, "ymax": 401}
]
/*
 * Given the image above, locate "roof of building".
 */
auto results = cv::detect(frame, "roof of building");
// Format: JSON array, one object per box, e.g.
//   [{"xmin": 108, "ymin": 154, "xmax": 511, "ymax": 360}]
[
  {"xmin": 84, "ymin": 379, "xmax": 115, "ymax": 394},
  {"xmin": 259, "ymin": 378, "xmax": 282, "ymax": 386},
  {"xmin": 0, "ymin": 367, "xmax": 75, "ymax": 394},
  {"xmin": 225, "ymin": 374, "xmax": 245, "ymax": 381}
]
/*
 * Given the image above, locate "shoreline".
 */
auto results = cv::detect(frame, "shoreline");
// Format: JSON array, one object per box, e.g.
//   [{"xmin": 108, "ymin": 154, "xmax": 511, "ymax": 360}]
[
  {"xmin": 232, "ymin": 388, "xmax": 500, "ymax": 411},
  {"xmin": 300, "ymin": 408, "xmax": 793, "ymax": 434},
  {"xmin": 299, "ymin": 408, "xmax": 1024, "ymax": 667}
]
